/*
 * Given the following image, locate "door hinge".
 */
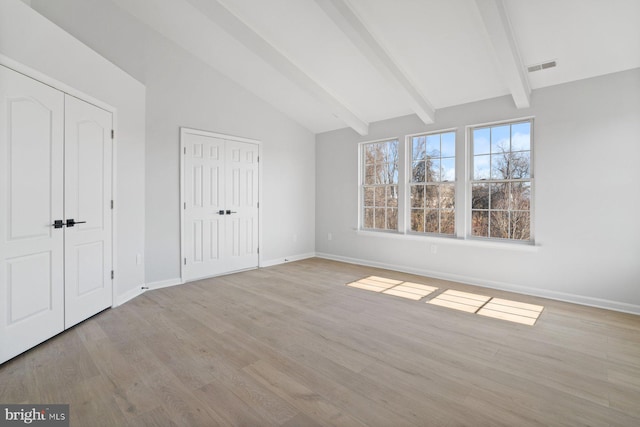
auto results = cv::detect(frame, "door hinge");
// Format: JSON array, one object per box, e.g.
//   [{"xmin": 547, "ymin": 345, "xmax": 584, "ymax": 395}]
[
  {"xmin": 257, "ymin": 247, "xmax": 259, "ymax": 254},
  {"xmin": 111, "ymin": 129, "xmax": 114, "ymax": 139},
  {"xmin": 183, "ymin": 147, "xmax": 186, "ymax": 155},
  {"xmin": 257, "ymin": 202, "xmax": 259, "ymax": 208},
  {"xmin": 111, "ymin": 270, "xmax": 114, "ymax": 280},
  {"xmin": 184, "ymin": 258, "xmax": 187, "ymax": 265},
  {"xmin": 111, "ymin": 200, "xmax": 114, "ymax": 210},
  {"xmin": 184, "ymin": 202, "xmax": 186, "ymax": 209}
]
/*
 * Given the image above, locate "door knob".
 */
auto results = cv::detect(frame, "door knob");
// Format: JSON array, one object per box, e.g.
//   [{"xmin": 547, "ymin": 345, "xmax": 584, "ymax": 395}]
[
  {"xmin": 225, "ymin": 210, "xmax": 237, "ymax": 215},
  {"xmin": 216, "ymin": 210, "xmax": 225, "ymax": 215},
  {"xmin": 52, "ymin": 219, "xmax": 65, "ymax": 229},
  {"xmin": 66, "ymin": 219, "xmax": 87, "ymax": 227}
]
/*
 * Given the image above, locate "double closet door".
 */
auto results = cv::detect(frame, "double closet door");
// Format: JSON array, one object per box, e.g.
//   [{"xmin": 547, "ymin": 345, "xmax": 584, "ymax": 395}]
[
  {"xmin": 0, "ymin": 65, "xmax": 113, "ymax": 364},
  {"xmin": 182, "ymin": 129, "xmax": 259, "ymax": 281}
]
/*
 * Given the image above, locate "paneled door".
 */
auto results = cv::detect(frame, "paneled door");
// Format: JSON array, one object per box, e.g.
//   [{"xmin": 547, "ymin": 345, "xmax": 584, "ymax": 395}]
[
  {"xmin": 0, "ymin": 65, "xmax": 65, "ymax": 363},
  {"xmin": 64, "ymin": 95, "xmax": 113, "ymax": 329},
  {"xmin": 223, "ymin": 140, "xmax": 260, "ymax": 273},
  {"xmin": 182, "ymin": 129, "xmax": 259, "ymax": 282},
  {"xmin": 0, "ymin": 65, "xmax": 113, "ymax": 363}
]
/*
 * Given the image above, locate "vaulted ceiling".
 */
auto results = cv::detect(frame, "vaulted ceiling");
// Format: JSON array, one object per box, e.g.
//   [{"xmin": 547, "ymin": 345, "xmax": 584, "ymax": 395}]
[{"xmin": 110, "ymin": 0, "xmax": 640, "ymax": 135}]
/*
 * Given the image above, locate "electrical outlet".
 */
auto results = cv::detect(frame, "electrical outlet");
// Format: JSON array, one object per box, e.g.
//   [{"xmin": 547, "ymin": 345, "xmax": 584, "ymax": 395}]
[
  {"xmin": 136, "ymin": 254, "xmax": 142, "ymax": 265},
  {"xmin": 430, "ymin": 244, "xmax": 438, "ymax": 255}
]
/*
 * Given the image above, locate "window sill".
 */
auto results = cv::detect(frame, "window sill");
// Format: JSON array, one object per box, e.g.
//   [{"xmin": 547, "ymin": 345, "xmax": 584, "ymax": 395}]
[{"xmin": 354, "ymin": 229, "xmax": 540, "ymax": 252}]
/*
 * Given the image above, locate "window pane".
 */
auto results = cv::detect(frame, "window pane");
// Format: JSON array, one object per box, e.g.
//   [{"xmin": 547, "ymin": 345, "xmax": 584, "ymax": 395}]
[
  {"xmin": 440, "ymin": 183, "xmax": 455, "ymax": 209},
  {"xmin": 364, "ymin": 208, "xmax": 374, "ymax": 228},
  {"xmin": 473, "ymin": 128, "xmax": 490, "ymax": 155},
  {"xmin": 474, "ymin": 155, "xmax": 490, "ymax": 179},
  {"xmin": 426, "ymin": 134, "xmax": 440, "ymax": 157},
  {"xmin": 425, "ymin": 185, "xmax": 438, "ymax": 208},
  {"xmin": 472, "ymin": 211, "xmax": 488, "ymax": 237},
  {"xmin": 427, "ymin": 158, "xmax": 440, "ymax": 182},
  {"xmin": 387, "ymin": 186, "xmax": 398, "ymax": 207},
  {"xmin": 412, "ymin": 161, "xmax": 425, "ymax": 182},
  {"xmin": 364, "ymin": 187, "xmax": 374, "ymax": 206},
  {"xmin": 375, "ymin": 208, "xmax": 386, "ymax": 229},
  {"xmin": 441, "ymin": 157, "xmax": 455, "ymax": 182},
  {"xmin": 490, "ymin": 183, "xmax": 509, "ymax": 210},
  {"xmin": 472, "ymin": 183, "xmax": 489, "ymax": 209},
  {"xmin": 365, "ymin": 144, "xmax": 377, "ymax": 164},
  {"xmin": 411, "ymin": 209, "xmax": 424, "ymax": 232},
  {"xmin": 374, "ymin": 187, "xmax": 386, "ymax": 207},
  {"xmin": 490, "ymin": 211, "xmax": 509, "ymax": 239},
  {"xmin": 365, "ymin": 165, "xmax": 375, "ymax": 184},
  {"xmin": 491, "ymin": 153, "xmax": 509, "ymax": 179},
  {"xmin": 387, "ymin": 208, "xmax": 398, "ymax": 230},
  {"xmin": 441, "ymin": 210, "xmax": 455, "ymax": 235},
  {"xmin": 491, "ymin": 125, "xmax": 510, "ymax": 154},
  {"xmin": 511, "ymin": 181, "xmax": 531, "ymax": 210},
  {"xmin": 411, "ymin": 185, "xmax": 424, "ymax": 208},
  {"xmin": 386, "ymin": 141, "xmax": 399, "ymax": 164},
  {"xmin": 425, "ymin": 210, "xmax": 438, "ymax": 233},
  {"xmin": 511, "ymin": 122, "xmax": 531, "ymax": 151},
  {"xmin": 412, "ymin": 136, "xmax": 426, "ymax": 161},
  {"xmin": 382, "ymin": 162, "xmax": 398, "ymax": 184},
  {"xmin": 441, "ymin": 132, "xmax": 455, "ymax": 157},
  {"xmin": 510, "ymin": 151, "xmax": 530, "ymax": 179},
  {"xmin": 510, "ymin": 211, "xmax": 530, "ymax": 240}
]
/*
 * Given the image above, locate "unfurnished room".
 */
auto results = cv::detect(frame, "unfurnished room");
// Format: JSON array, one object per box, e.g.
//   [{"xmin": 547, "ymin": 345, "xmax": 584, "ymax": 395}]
[{"xmin": 1, "ymin": 0, "xmax": 639, "ymax": 425}]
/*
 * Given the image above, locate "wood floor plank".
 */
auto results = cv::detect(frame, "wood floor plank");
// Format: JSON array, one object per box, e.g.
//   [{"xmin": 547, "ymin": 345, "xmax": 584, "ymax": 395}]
[{"xmin": 1, "ymin": 258, "xmax": 639, "ymax": 426}]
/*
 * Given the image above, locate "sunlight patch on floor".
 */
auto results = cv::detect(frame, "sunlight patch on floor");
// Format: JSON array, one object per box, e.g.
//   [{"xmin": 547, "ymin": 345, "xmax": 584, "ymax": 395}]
[
  {"xmin": 477, "ymin": 298, "xmax": 544, "ymax": 325},
  {"xmin": 427, "ymin": 289, "xmax": 491, "ymax": 313},
  {"xmin": 382, "ymin": 282, "xmax": 439, "ymax": 300},
  {"xmin": 347, "ymin": 276, "xmax": 437, "ymax": 300},
  {"xmin": 347, "ymin": 277, "xmax": 544, "ymax": 325}
]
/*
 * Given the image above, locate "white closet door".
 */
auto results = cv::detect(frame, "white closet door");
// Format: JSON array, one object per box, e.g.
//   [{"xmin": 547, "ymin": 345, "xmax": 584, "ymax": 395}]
[
  {"xmin": 224, "ymin": 140, "xmax": 259, "ymax": 273},
  {"xmin": 182, "ymin": 130, "xmax": 259, "ymax": 281},
  {"xmin": 0, "ymin": 65, "xmax": 65, "ymax": 364},
  {"xmin": 183, "ymin": 133, "xmax": 226, "ymax": 281},
  {"xmin": 64, "ymin": 95, "xmax": 113, "ymax": 329}
]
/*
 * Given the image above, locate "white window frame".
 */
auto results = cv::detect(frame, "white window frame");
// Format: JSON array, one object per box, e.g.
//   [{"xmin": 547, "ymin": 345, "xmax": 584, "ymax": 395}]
[
  {"xmin": 358, "ymin": 137, "xmax": 402, "ymax": 232},
  {"xmin": 466, "ymin": 117, "xmax": 535, "ymax": 243},
  {"xmin": 406, "ymin": 129, "xmax": 457, "ymax": 237}
]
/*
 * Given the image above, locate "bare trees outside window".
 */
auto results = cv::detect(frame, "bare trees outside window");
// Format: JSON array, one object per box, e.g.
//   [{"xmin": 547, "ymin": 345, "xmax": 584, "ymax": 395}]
[
  {"xmin": 362, "ymin": 139, "xmax": 399, "ymax": 231},
  {"xmin": 471, "ymin": 120, "xmax": 532, "ymax": 241},
  {"xmin": 410, "ymin": 131, "xmax": 455, "ymax": 235}
]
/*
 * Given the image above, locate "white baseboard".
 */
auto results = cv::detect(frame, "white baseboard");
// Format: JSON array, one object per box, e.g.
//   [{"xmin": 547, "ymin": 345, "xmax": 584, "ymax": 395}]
[
  {"xmin": 114, "ymin": 285, "xmax": 146, "ymax": 307},
  {"xmin": 316, "ymin": 252, "xmax": 640, "ymax": 316},
  {"xmin": 261, "ymin": 252, "xmax": 316, "ymax": 268},
  {"xmin": 146, "ymin": 277, "xmax": 183, "ymax": 290}
]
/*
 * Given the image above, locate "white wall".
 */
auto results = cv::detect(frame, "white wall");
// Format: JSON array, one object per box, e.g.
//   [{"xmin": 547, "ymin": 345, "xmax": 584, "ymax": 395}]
[
  {"xmin": 316, "ymin": 68, "xmax": 640, "ymax": 314},
  {"xmin": 30, "ymin": 0, "xmax": 316, "ymax": 285},
  {"xmin": 0, "ymin": 0, "xmax": 146, "ymax": 304}
]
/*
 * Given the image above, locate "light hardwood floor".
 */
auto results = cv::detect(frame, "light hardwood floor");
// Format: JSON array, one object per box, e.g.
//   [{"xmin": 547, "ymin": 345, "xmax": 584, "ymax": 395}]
[{"xmin": 1, "ymin": 258, "xmax": 639, "ymax": 426}]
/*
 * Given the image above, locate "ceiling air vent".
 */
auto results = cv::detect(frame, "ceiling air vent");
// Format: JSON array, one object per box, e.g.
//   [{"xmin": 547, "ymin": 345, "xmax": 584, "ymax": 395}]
[{"xmin": 527, "ymin": 60, "xmax": 557, "ymax": 73}]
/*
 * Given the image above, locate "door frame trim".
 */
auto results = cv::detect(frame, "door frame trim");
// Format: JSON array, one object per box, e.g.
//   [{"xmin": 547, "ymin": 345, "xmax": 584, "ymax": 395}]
[
  {"xmin": 179, "ymin": 127, "xmax": 263, "ymax": 284},
  {"xmin": 0, "ymin": 54, "xmax": 118, "ymax": 308}
]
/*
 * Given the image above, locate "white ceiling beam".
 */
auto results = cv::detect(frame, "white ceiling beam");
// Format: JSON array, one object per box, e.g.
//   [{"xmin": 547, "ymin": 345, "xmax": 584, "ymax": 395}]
[
  {"xmin": 185, "ymin": 0, "xmax": 369, "ymax": 135},
  {"xmin": 315, "ymin": 0, "xmax": 435, "ymax": 124},
  {"xmin": 474, "ymin": 0, "xmax": 531, "ymax": 108}
]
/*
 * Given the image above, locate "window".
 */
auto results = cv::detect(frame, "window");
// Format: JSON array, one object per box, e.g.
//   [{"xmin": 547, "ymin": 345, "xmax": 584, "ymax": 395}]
[
  {"xmin": 409, "ymin": 131, "xmax": 455, "ymax": 235},
  {"xmin": 361, "ymin": 139, "xmax": 399, "ymax": 231},
  {"xmin": 470, "ymin": 120, "xmax": 533, "ymax": 241}
]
